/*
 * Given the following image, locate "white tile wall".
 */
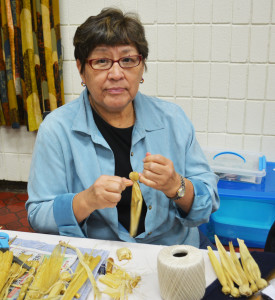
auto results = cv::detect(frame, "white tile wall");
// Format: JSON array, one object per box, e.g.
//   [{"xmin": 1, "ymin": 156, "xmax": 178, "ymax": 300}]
[{"xmin": 1, "ymin": 0, "xmax": 275, "ymax": 182}]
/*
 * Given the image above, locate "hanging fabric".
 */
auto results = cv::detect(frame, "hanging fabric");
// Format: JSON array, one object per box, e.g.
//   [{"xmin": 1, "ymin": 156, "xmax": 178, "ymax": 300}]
[{"xmin": 0, "ymin": 0, "xmax": 64, "ymax": 131}]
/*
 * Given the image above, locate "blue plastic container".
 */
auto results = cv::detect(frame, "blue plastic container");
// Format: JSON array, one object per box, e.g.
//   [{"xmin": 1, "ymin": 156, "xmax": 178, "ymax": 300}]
[{"xmin": 200, "ymin": 161, "xmax": 275, "ymax": 248}]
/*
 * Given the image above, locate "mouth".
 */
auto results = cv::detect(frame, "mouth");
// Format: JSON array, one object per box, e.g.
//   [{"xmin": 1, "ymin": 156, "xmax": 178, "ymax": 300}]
[{"xmin": 106, "ymin": 88, "xmax": 126, "ymax": 94}]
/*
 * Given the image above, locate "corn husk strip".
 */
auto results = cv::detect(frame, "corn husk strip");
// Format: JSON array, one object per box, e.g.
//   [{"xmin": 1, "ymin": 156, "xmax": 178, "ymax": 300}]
[
  {"xmin": 229, "ymin": 242, "xmax": 252, "ymax": 296},
  {"xmin": 129, "ymin": 172, "xmax": 143, "ymax": 237},
  {"xmin": 106, "ymin": 258, "xmax": 114, "ymax": 274},
  {"xmin": 17, "ymin": 261, "xmax": 40, "ymax": 300},
  {"xmin": 0, "ymin": 254, "xmax": 30, "ymax": 299},
  {"xmin": 59, "ymin": 241, "xmax": 101, "ymax": 300},
  {"xmin": 48, "ymin": 271, "xmax": 72, "ymax": 297},
  {"xmin": 100, "ymin": 261, "xmax": 141, "ymax": 299},
  {"xmin": 61, "ymin": 253, "xmax": 101, "ymax": 300},
  {"xmin": 0, "ymin": 250, "xmax": 13, "ymax": 293},
  {"xmin": 237, "ymin": 238, "xmax": 268, "ymax": 290},
  {"xmin": 215, "ymin": 235, "xmax": 247, "ymax": 290},
  {"xmin": 25, "ymin": 244, "xmax": 64, "ymax": 299},
  {"xmin": 207, "ymin": 246, "xmax": 231, "ymax": 295}
]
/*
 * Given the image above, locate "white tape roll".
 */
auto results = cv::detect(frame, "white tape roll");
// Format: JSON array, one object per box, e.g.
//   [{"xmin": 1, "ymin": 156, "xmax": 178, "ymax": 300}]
[{"xmin": 157, "ymin": 245, "xmax": 206, "ymax": 300}]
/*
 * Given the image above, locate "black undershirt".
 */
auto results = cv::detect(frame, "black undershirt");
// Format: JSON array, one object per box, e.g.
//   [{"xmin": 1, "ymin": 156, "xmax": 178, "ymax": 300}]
[{"xmin": 92, "ymin": 107, "xmax": 146, "ymax": 235}]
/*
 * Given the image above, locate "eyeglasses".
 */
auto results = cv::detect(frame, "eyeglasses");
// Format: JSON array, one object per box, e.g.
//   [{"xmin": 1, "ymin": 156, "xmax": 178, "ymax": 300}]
[{"xmin": 87, "ymin": 55, "xmax": 143, "ymax": 70}]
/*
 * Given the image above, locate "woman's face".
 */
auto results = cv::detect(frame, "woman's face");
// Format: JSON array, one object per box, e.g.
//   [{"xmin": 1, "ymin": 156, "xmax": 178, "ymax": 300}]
[{"xmin": 77, "ymin": 44, "xmax": 144, "ymax": 114}]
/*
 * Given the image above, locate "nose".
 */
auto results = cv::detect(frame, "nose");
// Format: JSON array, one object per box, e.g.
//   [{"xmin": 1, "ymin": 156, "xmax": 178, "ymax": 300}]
[{"xmin": 108, "ymin": 61, "xmax": 124, "ymax": 80}]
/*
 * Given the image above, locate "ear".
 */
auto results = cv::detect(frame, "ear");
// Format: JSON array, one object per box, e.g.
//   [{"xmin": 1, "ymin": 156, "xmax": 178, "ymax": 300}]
[{"xmin": 76, "ymin": 59, "xmax": 85, "ymax": 82}]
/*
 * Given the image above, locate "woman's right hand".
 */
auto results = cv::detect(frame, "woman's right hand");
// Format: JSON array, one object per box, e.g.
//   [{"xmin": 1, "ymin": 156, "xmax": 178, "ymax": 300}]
[{"xmin": 73, "ymin": 175, "xmax": 133, "ymax": 223}]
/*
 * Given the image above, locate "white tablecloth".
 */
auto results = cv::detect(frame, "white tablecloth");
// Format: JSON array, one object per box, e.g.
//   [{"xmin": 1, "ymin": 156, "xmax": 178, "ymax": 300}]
[{"xmin": 2, "ymin": 230, "xmax": 218, "ymax": 299}]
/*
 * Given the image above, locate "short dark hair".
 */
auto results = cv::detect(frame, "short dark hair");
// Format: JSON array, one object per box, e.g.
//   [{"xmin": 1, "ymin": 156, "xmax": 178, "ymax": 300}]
[{"xmin": 73, "ymin": 8, "xmax": 149, "ymax": 73}]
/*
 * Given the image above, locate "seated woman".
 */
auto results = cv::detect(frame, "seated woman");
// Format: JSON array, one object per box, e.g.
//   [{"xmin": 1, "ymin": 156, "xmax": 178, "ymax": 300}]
[{"xmin": 26, "ymin": 7, "xmax": 220, "ymax": 249}]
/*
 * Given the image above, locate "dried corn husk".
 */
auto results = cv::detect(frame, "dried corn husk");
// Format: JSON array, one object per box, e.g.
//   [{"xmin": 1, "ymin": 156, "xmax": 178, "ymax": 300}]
[
  {"xmin": 59, "ymin": 241, "xmax": 101, "ymax": 300},
  {"xmin": 116, "ymin": 248, "xmax": 132, "ymax": 261},
  {"xmin": 0, "ymin": 250, "xmax": 13, "ymax": 294},
  {"xmin": 237, "ymin": 238, "xmax": 268, "ymax": 290},
  {"xmin": 207, "ymin": 246, "xmax": 231, "ymax": 295},
  {"xmin": 25, "ymin": 244, "xmax": 64, "ymax": 299},
  {"xmin": 215, "ymin": 235, "xmax": 252, "ymax": 296},
  {"xmin": 129, "ymin": 172, "xmax": 143, "ymax": 237}
]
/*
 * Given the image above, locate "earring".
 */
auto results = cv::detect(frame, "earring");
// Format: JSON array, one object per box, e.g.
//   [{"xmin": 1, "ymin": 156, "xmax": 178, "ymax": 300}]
[
  {"xmin": 140, "ymin": 78, "xmax": 144, "ymax": 84},
  {"xmin": 81, "ymin": 81, "xmax": 86, "ymax": 87}
]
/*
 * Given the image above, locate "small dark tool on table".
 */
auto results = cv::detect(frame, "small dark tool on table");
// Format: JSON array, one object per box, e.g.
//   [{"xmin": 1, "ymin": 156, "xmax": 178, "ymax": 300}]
[{"xmin": 0, "ymin": 232, "xmax": 31, "ymax": 270}]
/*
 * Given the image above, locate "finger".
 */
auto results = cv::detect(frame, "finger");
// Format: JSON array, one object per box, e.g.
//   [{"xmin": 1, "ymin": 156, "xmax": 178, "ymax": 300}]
[
  {"xmin": 139, "ymin": 173, "xmax": 158, "ymax": 188},
  {"xmin": 123, "ymin": 178, "xmax": 134, "ymax": 187}
]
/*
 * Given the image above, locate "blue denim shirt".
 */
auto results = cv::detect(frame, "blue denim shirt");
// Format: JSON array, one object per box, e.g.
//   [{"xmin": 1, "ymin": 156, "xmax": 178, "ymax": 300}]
[{"xmin": 26, "ymin": 89, "xmax": 219, "ymax": 247}]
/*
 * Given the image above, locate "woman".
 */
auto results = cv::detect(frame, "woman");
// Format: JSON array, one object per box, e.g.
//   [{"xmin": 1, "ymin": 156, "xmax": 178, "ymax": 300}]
[{"xmin": 26, "ymin": 8, "xmax": 219, "ymax": 248}]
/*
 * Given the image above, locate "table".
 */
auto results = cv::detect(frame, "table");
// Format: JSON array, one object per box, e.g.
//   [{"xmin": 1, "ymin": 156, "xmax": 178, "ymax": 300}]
[{"xmin": 2, "ymin": 229, "xmax": 217, "ymax": 299}]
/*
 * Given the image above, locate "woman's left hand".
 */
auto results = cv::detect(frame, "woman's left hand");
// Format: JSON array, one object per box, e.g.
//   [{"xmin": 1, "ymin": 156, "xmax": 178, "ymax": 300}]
[{"xmin": 139, "ymin": 152, "xmax": 181, "ymax": 198}]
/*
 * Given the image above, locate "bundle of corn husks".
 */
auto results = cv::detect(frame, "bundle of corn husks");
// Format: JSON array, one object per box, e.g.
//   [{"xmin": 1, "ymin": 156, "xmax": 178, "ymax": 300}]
[
  {"xmin": 208, "ymin": 235, "xmax": 268, "ymax": 298},
  {"xmin": 0, "ymin": 242, "xmax": 102, "ymax": 300}
]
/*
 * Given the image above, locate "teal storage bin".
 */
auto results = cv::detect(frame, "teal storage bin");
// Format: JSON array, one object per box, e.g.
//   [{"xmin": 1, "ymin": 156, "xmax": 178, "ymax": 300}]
[{"xmin": 200, "ymin": 161, "xmax": 275, "ymax": 248}]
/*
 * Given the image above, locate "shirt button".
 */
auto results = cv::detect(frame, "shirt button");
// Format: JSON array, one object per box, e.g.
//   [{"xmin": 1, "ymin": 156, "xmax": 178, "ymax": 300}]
[
  {"xmin": 148, "ymin": 205, "xmax": 152, "ymax": 210},
  {"xmin": 148, "ymin": 232, "xmax": 152, "ymax": 236},
  {"xmin": 131, "ymin": 152, "xmax": 134, "ymax": 156}
]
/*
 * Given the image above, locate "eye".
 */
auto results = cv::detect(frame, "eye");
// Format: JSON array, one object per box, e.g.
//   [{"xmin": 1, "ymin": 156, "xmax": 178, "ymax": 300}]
[
  {"xmin": 94, "ymin": 58, "xmax": 110, "ymax": 65},
  {"xmin": 121, "ymin": 57, "xmax": 135, "ymax": 63}
]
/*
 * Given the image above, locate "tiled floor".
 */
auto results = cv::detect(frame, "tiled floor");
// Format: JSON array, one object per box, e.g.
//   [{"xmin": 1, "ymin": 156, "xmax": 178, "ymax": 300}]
[{"xmin": 0, "ymin": 191, "xmax": 34, "ymax": 232}]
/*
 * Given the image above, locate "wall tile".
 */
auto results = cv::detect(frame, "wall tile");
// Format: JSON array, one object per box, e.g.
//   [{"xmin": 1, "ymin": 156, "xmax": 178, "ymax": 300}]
[
  {"xmin": 243, "ymin": 135, "xmax": 262, "ymax": 152},
  {"xmin": 60, "ymin": 26, "xmax": 70, "ymax": 61},
  {"xmin": 1, "ymin": 127, "xmax": 19, "ymax": 153},
  {"xmin": 231, "ymin": 26, "xmax": 249, "ymax": 62},
  {"xmin": 68, "ymin": 26, "xmax": 77, "ymax": 60},
  {"xmin": 196, "ymin": 132, "xmax": 207, "ymax": 147},
  {"xmin": 194, "ymin": 26, "xmax": 211, "ymax": 61},
  {"xmin": 104, "ymin": 0, "xmax": 120, "ymax": 9},
  {"xmin": 176, "ymin": 63, "xmax": 193, "ymax": 97},
  {"xmin": 252, "ymin": 0, "xmax": 271, "ymax": 24},
  {"xmin": 192, "ymin": 98, "xmax": 208, "ymax": 131},
  {"xmin": 267, "ymin": 65, "xmax": 275, "ymax": 100},
  {"xmin": 193, "ymin": 63, "xmax": 210, "ymax": 97},
  {"xmin": 139, "ymin": 62, "xmax": 157, "ymax": 96},
  {"xmin": 0, "ymin": 153, "xmax": 4, "ymax": 180},
  {"xmin": 158, "ymin": 25, "xmax": 176, "ymax": 60},
  {"xmin": 64, "ymin": 95, "xmax": 75, "ymax": 103},
  {"xmin": 157, "ymin": 0, "xmax": 176, "ymax": 23},
  {"xmin": 144, "ymin": 25, "xmax": 157, "ymax": 61},
  {"xmin": 0, "ymin": 127, "xmax": 3, "ymax": 152},
  {"xmin": 247, "ymin": 64, "xmax": 266, "ymax": 100},
  {"xmin": 212, "ymin": 0, "xmax": 232, "ymax": 24},
  {"xmin": 208, "ymin": 99, "xmax": 227, "ymax": 133},
  {"xmin": 157, "ymin": 63, "xmax": 176, "ymax": 96},
  {"xmin": 63, "ymin": 61, "xmax": 73, "ymax": 94},
  {"xmin": 262, "ymin": 136, "xmax": 275, "ymax": 161},
  {"xmin": 263, "ymin": 101, "xmax": 275, "ymax": 135},
  {"xmin": 250, "ymin": 26, "xmax": 269, "ymax": 62},
  {"xmin": 273, "ymin": 1, "xmax": 275, "ymax": 24},
  {"xmin": 225, "ymin": 134, "xmax": 243, "ymax": 150},
  {"xmin": 194, "ymin": 0, "xmax": 212, "ymax": 23},
  {"xmin": 4, "ymin": 153, "xmax": 20, "ymax": 181},
  {"xmin": 17, "ymin": 127, "xmax": 36, "ymax": 154},
  {"xmin": 176, "ymin": 25, "xmax": 193, "ymax": 61},
  {"xmin": 270, "ymin": 26, "xmax": 275, "ymax": 62},
  {"xmin": 211, "ymin": 25, "xmax": 231, "ymax": 62},
  {"xmin": 207, "ymin": 133, "xmax": 226, "ymax": 148},
  {"xmin": 59, "ymin": 0, "xmax": 69, "ymax": 25},
  {"xmin": 232, "ymin": 0, "xmax": 251, "ymax": 24},
  {"xmin": 19, "ymin": 154, "xmax": 32, "ymax": 182},
  {"xmin": 244, "ymin": 101, "xmax": 264, "ymax": 134},
  {"xmin": 210, "ymin": 63, "xmax": 229, "ymax": 98},
  {"xmin": 138, "ymin": 0, "xmax": 157, "ymax": 24},
  {"xmin": 227, "ymin": 100, "xmax": 245, "ymax": 133},
  {"xmin": 174, "ymin": 98, "xmax": 192, "ymax": 119},
  {"xmin": 120, "ymin": 0, "xmax": 137, "ymax": 12},
  {"xmin": 176, "ymin": 0, "xmax": 194, "ymax": 23},
  {"xmin": 229, "ymin": 64, "xmax": 247, "ymax": 99}
]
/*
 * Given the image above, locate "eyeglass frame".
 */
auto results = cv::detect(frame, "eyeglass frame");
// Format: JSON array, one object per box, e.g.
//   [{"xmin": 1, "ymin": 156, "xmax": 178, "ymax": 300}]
[{"xmin": 86, "ymin": 54, "xmax": 143, "ymax": 70}]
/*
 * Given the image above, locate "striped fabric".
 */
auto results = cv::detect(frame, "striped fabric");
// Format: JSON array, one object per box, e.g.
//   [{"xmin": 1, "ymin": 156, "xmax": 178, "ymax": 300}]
[{"xmin": 0, "ymin": 0, "xmax": 64, "ymax": 131}]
